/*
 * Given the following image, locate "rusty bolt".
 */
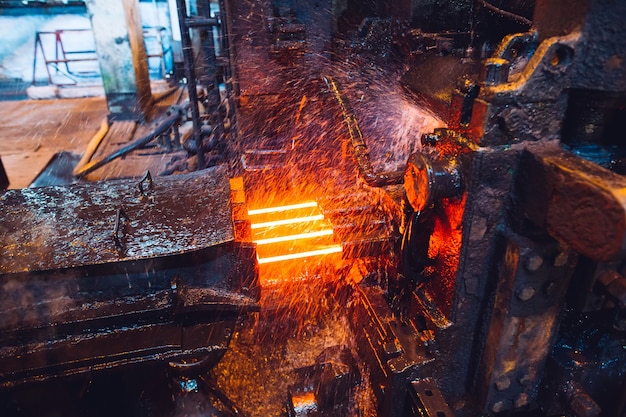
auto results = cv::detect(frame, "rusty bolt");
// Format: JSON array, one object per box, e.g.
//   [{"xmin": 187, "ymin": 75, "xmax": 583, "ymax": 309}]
[
  {"xmin": 515, "ymin": 393, "xmax": 529, "ymax": 408},
  {"xmin": 491, "ymin": 401, "xmax": 506, "ymax": 413},
  {"xmin": 524, "ymin": 254, "xmax": 543, "ymax": 272},
  {"xmin": 517, "ymin": 286, "xmax": 536, "ymax": 301},
  {"xmin": 495, "ymin": 375, "xmax": 511, "ymax": 391}
]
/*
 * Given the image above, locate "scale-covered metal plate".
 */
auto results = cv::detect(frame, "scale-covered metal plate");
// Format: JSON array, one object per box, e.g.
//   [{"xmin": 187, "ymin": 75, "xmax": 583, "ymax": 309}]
[{"xmin": 0, "ymin": 166, "xmax": 235, "ymax": 273}]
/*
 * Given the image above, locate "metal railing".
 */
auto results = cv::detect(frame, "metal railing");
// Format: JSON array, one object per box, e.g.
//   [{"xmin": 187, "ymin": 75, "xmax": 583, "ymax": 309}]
[
  {"xmin": 32, "ymin": 26, "xmax": 173, "ymax": 86},
  {"xmin": 144, "ymin": 26, "xmax": 174, "ymax": 79},
  {"xmin": 32, "ymin": 29, "xmax": 98, "ymax": 86}
]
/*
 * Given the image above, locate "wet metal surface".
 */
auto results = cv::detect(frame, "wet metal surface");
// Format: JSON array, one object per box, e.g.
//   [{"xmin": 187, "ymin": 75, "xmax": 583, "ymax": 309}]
[
  {"xmin": 0, "ymin": 165, "xmax": 259, "ymax": 387},
  {"xmin": 0, "ymin": 166, "xmax": 235, "ymax": 273}
]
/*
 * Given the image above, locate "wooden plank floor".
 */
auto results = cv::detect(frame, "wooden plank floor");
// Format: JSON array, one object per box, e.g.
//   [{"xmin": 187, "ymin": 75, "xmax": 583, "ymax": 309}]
[
  {"xmin": 0, "ymin": 97, "xmax": 108, "ymax": 155},
  {"xmin": 2, "ymin": 151, "xmax": 59, "ymax": 189},
  {"xmin": 84, "ymin": 112, "xmax": 188, "ymax": 181},
  {"xmin": 0, "ymin": 87, "xmax": 188, "ymax": 188},
  {"xmin": 0, "ymin": 97, "xmax": 108, "ymax": 188}
]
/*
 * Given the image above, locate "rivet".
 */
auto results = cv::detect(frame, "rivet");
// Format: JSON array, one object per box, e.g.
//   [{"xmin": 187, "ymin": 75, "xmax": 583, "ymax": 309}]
[
  {"xmin": 491, "ymin": 401, "xmax": 506, "ymax": 413},
  {"xmin": 518, "ymin": 374, "xmax": 532, "ymax": 385},
  {"xmin": 495, "ymin": 375, "xmax": 511, "ymax": 391},
  {"xmin": 525, "ymin": 254, "xmax": 543, "ymax": 272},
  {"xmin": 515, "ymin": 393, "xmax": 529, "ymax": 408},
  {"xmin": 517, "ymin": 286, "xmax": 536, "ymax": 301}
]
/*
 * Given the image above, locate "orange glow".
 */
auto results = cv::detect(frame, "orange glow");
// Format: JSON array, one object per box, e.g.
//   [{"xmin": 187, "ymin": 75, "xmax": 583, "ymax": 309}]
[
  {"xmin": 257, "ymin": 245, "xmax": 343, "ymax": 264},
  {"xmin": 247, "ymin": 201, "xmax": 317, "ymax": 215},
  {"xmin": 248, "ymin": 201, "xmax": 343, "ymax": 282},
  {"xmin": 423, "ymin": 194, "xmax": 467, "ymax": 318},
  {"xmin": 254, "ymin": 229, "xmax": 334, "ymax": 245}
]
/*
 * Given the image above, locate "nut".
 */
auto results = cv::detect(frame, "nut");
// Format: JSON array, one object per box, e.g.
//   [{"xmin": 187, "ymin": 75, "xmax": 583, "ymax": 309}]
[
  {"xmin": 495, "ymin": 375, "xmax": 511, "ymax": 391},
  {"xmin": 517, "ymin": 286, "xmax": 536, "ymax": 301},
  {"xmin": 515, "ymin": 393, "xmax": 529, "ymax": 408},
  {"xmin": 525, "ymin": 254, "xmax": 543, "ymax": 272},
  {"xmin": 491, "ymin": 401, "xmax": 506, "ymax": 413}
]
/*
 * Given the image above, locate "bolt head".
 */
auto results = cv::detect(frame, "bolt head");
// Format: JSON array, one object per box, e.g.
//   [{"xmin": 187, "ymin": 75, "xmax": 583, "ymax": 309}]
[
  {"xmin": 491, "ymin": 401, "xmax": 506, "ymax": 413},
  {"xmin": 495, "ymin": 375, "xmax": 511, "ymax": 391},
  {"xmin": 524, "ymin": 254, "xmax": 543, "ymax": 272},
  {"xmin": 515, "ymin": 393, "xmax": 529, "ymax": 408},
  {"xmin": 518, "ymin": 374, "xmax": 532, "ymax": 385},
  {"xmin": 517, "ymin": 286, "xmax": 536, "ymax": 301}
]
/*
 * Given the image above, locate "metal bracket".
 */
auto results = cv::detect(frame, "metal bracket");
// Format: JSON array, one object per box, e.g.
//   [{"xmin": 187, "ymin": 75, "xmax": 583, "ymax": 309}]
[
  {"xmin": 138, "ymin": 170, "xmax": 154, "ymax": 199},
  {"xmin": 113, "ymin": 208, "xmax": 128, "ymax": 249}
]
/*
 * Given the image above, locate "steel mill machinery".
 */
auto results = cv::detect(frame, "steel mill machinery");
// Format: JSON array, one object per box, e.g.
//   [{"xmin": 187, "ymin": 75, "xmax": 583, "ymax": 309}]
[{"xmin": 1, "ymin": 0, "xmax": 625, "ymax": 417}]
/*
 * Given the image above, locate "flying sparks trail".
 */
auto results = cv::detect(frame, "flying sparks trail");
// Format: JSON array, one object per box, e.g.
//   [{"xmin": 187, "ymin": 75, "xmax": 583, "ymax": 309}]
[
  {"xmin": 257, "ymin": 245, "xmax": 343, "ymax": 264},
  {"xmin": 254, "ymin": 229, "xmax": 334, "ymax": 245}
]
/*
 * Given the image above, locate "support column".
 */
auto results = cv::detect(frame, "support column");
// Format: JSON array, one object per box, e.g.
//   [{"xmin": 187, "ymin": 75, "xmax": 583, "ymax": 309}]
[{"xmin": 85, "ymin": 0, "xmax": 153, "ymax": 121}]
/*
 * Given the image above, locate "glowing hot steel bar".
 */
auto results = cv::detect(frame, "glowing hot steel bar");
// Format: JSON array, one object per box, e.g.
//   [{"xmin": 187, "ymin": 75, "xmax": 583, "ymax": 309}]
[
  {"xmin": 247, "ymin": 201, "xmax": 318, "ymax": 215},
  {"xmin": 254, "ymin": 229, "xmax": 334, "ymax": 245},
  {"xmin": 250, "ymin": 215, "xmax": 325, "ymax": 230},
  {"xmin": 257, "ymin": 246, "xmax": 343, "ymax": 264},
  {"xmin": 248, "ymin": 201, "xmax": 343, "ymax": 267}
]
